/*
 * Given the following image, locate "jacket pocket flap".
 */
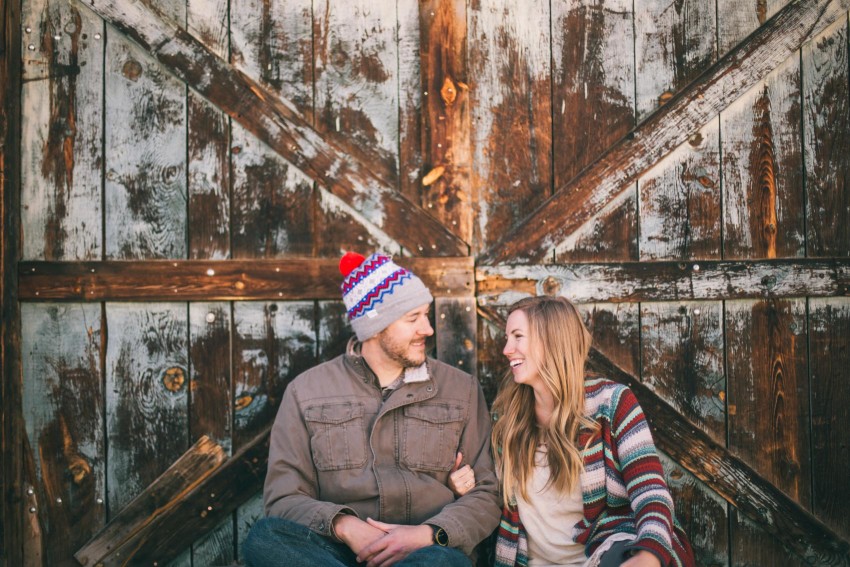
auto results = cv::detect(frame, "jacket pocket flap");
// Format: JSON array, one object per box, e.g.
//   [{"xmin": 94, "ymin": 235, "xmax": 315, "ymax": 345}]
[
  {"xmin": 404, "ymin": 403, "xmax": 464, "ymax": 424},
  {"xmin": 305, "ymin": 402, "xmax": 365, "ymax": 424}
]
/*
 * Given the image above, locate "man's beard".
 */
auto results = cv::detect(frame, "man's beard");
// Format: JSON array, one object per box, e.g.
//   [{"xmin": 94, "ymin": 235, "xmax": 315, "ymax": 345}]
[{"xmin": 377, "ymin": 329, "xmax": 425, "ymax": 369}]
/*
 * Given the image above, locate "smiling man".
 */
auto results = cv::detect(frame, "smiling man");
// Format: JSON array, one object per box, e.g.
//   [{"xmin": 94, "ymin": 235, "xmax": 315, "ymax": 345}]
[{"xmin": 244, "ymin": 252, "xmax": 501, "ymax": 567}]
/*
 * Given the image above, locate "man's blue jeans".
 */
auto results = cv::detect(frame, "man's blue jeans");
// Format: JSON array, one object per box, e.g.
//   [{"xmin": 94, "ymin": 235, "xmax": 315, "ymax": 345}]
[{"xmin": 243, "ymin": 517, "xmax": 472, "ymax": 567}]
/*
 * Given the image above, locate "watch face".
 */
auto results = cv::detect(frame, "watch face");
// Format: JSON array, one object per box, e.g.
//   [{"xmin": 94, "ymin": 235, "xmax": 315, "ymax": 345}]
[{"xmin": 434, "ymin": 527, "xmax": 449, "ymax": 546}]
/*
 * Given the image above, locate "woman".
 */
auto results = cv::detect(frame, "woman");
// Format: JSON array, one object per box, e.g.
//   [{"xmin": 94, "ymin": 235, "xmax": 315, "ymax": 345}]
[{"xmin": 454, "ymin": 296, "xmax": 694, "ymax": 567}]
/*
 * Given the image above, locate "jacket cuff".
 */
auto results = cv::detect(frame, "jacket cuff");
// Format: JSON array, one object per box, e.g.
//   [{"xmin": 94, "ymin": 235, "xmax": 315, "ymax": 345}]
[{"xmin": 310, "ymin": 504, "xmax": 357, "ymax": 539}]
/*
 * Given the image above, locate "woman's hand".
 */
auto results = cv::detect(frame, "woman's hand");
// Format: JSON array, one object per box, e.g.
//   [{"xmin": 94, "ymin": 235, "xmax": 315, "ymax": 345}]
[
  {"xmin": 446, "ymin": 452, "xmax": 476, "ymax": 497},
  {"xmin": 621, "ymin": 550, "xmax": 662, "ymax": 567}
]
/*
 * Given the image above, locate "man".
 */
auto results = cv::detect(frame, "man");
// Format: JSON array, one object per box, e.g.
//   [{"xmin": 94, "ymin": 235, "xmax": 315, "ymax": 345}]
[{"xmin": 244, "ymin": 252, "xmax": 501, "ymax": 567}]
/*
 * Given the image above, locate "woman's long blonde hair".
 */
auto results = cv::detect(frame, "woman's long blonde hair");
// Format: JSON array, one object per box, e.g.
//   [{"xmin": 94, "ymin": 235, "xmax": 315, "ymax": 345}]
[{"xmin": 491, "ymin": 296, "xmax": 597, "ymax": 506}]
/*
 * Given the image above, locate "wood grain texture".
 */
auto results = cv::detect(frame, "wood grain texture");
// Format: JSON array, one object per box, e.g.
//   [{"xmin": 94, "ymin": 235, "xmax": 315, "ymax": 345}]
[
  {"xmin": 74, "ymin": 436, "xmax": 225, "ymax": 567},
  {"xmin": 717, "ymin": 0, "xmax": 790, "ymax": 55},
  {"xmin": 659, "ymin": 453, "xmax": 729, "ymax": 567},
  {"xmin": 230, "ymin": 121, "xmax": 314, "ymax": 258},
  {"xmin": 104, "ymin": 31, "xmax": 187, "ymax": 259},
  {"xmin": 481, "ymin": 0, "xmax": 850, "ymax": 265},
  {"xmin": 236, "ymin": 492, "xmax": 264, "ymax": 563},
  {"xmin": 803, "ymin": 16, "xmax": 850, "ymax": 257},
  {"xmin": 21, "ymin": 303, "xmax": 104, "ymax": 566},
  {"xmin": 552, "ymin": 0, "xmax": 635, "ymax": 186},
  {"xmin": 809, "ymin": 297, "xmax": 850, "ymax": 540},
  {"xmin": 2, "ymin": 0, "xmax": 24, "ymax": 560},
  {"xmin": 83, "ymin": 0, "xmax": 466, "ymax": 256},
  {"xmin": 19, "ymin": 257, "xmax": 475, "ymax": 301},
  {"xmin": 638, "ymin": 119, "xmax": 721, "ymax": 260},
  {"xmin": 634, "ymin": 0, "xmax": 717, "ymax": 122},
  {"xmin": 420, "ymin": 0, "xmax": 473, "ymax": 243},
  {"xmin": 189, "ymin": 302, "xmax": 232, "ymax": 454},
  {"xmin": 397, "ymin": 0, "xmax": 423, "ymax": 203},
  {"xmin": 726, "ymin": 299, "xmax": 810, "ymax": 503},
  {"xmin": 20, "ymin": 0, "xmax": 103, "ymax": 261},
  {"xmin": 640, "ymin": 301, "xmax": 725, "ymax": 443},
  {"xmin": 187, "ymin": 0, "xmax": 230, "ymax": 262},
  {"xmin": 552, "ymin": 0, "xmax": 636, "ymax": 262},
  {"xmin": 105, "ymin": 303, "xmax": 189, "ymax": 514},
  {"xmin": 730, "ymin": 508, "xmax": 810, "ymax": 567},
  {"xmin": 435, "ymin": 296, "xmax": 476, "ymax": 377},
  {"xmin": 722, "ymin": 52, "xmax": 804, "ymax": 259},
  {"xmin": 476, "ymin": 305, "xmax": 508, "ymax": 406},
  {"xmin": 232, "ymin": 301, "xmax": 316, "ymax": 449},
  {"xmin": 476, "ymin": 259, "xmax": 850, "ymax": 303},
  {"xmin": 578, "ymin": 302, "xmax": 639, "ymax": 376},
  {"xmin": 314, "ymin": 0, "xmax": 399, "ymax": 181}
]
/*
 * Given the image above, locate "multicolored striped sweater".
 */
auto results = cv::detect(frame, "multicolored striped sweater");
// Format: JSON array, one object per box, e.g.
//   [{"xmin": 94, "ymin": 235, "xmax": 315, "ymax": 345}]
[{"xmin": 494, "ymin": 378, "xmax": 695, "ymax": 567}]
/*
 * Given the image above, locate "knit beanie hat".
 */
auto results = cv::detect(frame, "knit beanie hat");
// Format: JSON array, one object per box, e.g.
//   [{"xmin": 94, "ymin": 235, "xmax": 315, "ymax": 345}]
[{"xmin": 339, "ymin": 251, "xmax": 434, "ymax": 341}]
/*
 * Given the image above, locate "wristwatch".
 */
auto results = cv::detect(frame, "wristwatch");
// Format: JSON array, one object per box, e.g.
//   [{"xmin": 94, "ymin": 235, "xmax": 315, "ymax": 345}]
[{"xmin": 428, "ymin": 524, "xmax": 449, "ymax": 546}]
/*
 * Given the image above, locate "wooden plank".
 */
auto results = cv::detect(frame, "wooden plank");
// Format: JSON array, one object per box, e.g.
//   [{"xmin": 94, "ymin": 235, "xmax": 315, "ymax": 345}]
[
  {"xmin": 2, "ymin": 0, "xmax": 24, "ymax": 560},
  {"xmin": 82, "ymin": 0, "xmax": 466, "ymax": 257},
  {"xmin": 803, "ymin": 16, "xmax": 850, "ymax": 257},
  {"xmin": 809, "ymin": 297, "xmax": 850, "ymax": 540},
  {"xmin": 188, "ymin": 0, "xmax": 230, "ymax": 262},
  {"xmin": 586, "ymin": 348, "xmax": 850, "ymax": 566},
  {"xmin": 717, "ymin": 0, "xmax": 791, "ymax": 55},
  {"xmin": 230, "ymin": 121, "xmax": 314, "ymax": 258},
  {"xmin": 419, "ymin": 0, "xmax": 473, "ymax": 244},
  {"xmin": 658, "ymin": 453, "xmax": 729, "ymax": 567},
  {"xmin": 232, "ymin": 301, "xmax": 316, "ymax": 449},
  {"xmin": 189, "ymin": 303, "xmax": 232, "ymax": 455},
  {"xmin": 314, "ymin": 189, "xmax": 403, "ymax": 256},
  {"xmin": 397, "ymin": 0, "xmax": 423, "ymax": 203},
  {"xmin": 726, "ymin": 297, "xmax": 813, "ymax": 563},
  {"xmin": 634, "ymin": 0, "xmax": 717, "ymax": 122},
  {"xmin": 313, "ymin": 0, "xmax": 400, "ymax": 191},
  {"xmin": 480, "ymin": 0, "xmax": 850, "ymax": 265},
  {"xmin": 476, "ymin": 259, "xmax": 850, "ymax": 304},
  {"xmin": 74, "ymin": 436, "xmax": 225, "ymax": 567},
  {"xmin": 552, "ymin": 0, "xmax": 635, "ymax": 262},
  {"xmin": 638, "ymin": 119, "xmax": 722, "ymax": 260},
  {"xmin": 726, "ymin": 299, "xmax": 811, "ymax": 502},
  {"xmin": 105, "ymin": 303, "xmax": 189, "ymax": 514},
  {"xmin": 640, "ymin": 301, "xmax": 725, "ymax": 444},
  {"xmin": 19, "ymin": 257, "xmax": 475, "ymax": 301},
  {"xmin": 578, "ymin": 302, "xmax": 640, "ymax": 376},
  {"xmin": 20, "ymin": 0, "xmax": 103, "ymax": 261},
  {"xmin": 317, "ymin": 300, "xmax": 352, "ymax": 363},
  {"xmin": 476, "ymin": 305, "xmax": 508, "ymax": 406},
  {"xmin": 104, "ymin": 28, "xmax": 187, "ymax": 259},
  {"xmin": 21, "ymin": 303, "xmax": 104, "ymax": 565},
  {"xmin": 434, "ymin": 296, "xmax": 476, "ymax": 377},
  {"xmin": 552, "ymin": 0, "xmax": 635, "ymax": 188},
  {"xmin": 236, "ymin": 492, "xmax": 264, "ymax": 562},
  {"xmin": 722, "ymin": 51, "xmax": 805, "ymax": 259},
  {"xmin": 730, "ymin": 508, "xmax": 809, "ymax": 567}
]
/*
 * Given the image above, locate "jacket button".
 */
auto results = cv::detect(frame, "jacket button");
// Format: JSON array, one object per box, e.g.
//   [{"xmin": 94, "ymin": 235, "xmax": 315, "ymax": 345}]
[
  {"xmin": 426, "ymin": 386, "xmax": 433, "ymax": 392},
  {"xmin": 319, "ymin": 522, "xmax": 325, "ymax": 530}
]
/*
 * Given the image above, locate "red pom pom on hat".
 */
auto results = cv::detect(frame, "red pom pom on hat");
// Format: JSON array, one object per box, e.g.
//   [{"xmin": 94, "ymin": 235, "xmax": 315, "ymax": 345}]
[{"xmin": 339, "ymin": 251, "xmax": 366, "ymax": 276}]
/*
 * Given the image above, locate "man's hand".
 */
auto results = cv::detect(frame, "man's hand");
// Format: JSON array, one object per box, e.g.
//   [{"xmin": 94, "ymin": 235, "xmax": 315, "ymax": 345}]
[
  {"xmin": 355, "ymin": 519, "xmax": 433, "ymax": 567},
  {"xmin": 621, "ymin": 550, "xmax": 662, "ymax": 567},
  {"xmin": 332, "ymin": 514, "xmax": 387, "ymax": 557}
]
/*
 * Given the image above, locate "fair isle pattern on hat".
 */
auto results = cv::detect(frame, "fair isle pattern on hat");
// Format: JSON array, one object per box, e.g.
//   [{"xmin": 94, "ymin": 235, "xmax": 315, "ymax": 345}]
[
  {"xmin": 342, "ymin": 255, "xmax": 413, "ymax": 320},
  {"xmin": 339, "ymin": 251, "xmax": 434, "ymax": 341}
]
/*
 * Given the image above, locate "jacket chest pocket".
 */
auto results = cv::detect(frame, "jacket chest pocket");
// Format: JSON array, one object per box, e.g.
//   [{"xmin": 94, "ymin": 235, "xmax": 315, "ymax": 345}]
[
  {"xmin": 305, "ymin": 402, "xmax": 368, "ymax": 471},
  {"xmin": 401, "ymin": 403, "xmax": 465, "ymax": 472}
]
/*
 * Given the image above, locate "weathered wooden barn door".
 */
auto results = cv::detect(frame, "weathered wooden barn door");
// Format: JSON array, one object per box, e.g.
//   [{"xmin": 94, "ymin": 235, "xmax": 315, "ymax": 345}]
[{"xmin": 2, "ymin": 0, "xmax": 850, "ymax": 565}]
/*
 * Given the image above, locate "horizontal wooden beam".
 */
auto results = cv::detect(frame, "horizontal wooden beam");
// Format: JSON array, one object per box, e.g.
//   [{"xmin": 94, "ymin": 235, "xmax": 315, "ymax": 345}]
[
  {"xmin": 478, "ymin": 305, "xmax": 850, "ymax": 566},
  {"xmin": 18, "ymin": 257, "xmax": 475, "ymax": 301},
  {"xmin": 75, "ymin": 436, "xmax": 226, "ymax": 567},
  {"xmin": 479, "ymin": 0, "xmax": 850, "ymax": 265},
  {"xmin": 587, "ymin": 349, "xmax": 850, "ymax": 567},
  {"xmin": 75, "ymin": 0, "xmax": 467, "ymax": 257},
  {"xmin": 476, "ymin": 259, "xmax": 850, "ymax": 303}
]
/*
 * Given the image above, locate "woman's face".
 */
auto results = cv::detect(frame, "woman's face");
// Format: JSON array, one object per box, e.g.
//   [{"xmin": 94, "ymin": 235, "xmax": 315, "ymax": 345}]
[{"xmin": 504, "ymin": 309, "xmax": 543, "ymax": 389}]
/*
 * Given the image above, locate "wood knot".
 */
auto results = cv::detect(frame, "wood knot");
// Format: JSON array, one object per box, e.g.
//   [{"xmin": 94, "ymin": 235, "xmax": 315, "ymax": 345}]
[
  {"xmin": 235, "ymin": 394, "xmax": 253, "ymax": 411},
  {"xmin": 122, "ymin": 59, "xmax": 143, "ymax": 81},
  {"xmin": 162, "ymin": 367, "xmax": 186, "ymax": 392},
  {"xmin": 67, "ymin": 455, "xmax": 92, "ymax": 484},
  {"xmin": 440, "ymin": 77, "xmax": 458, "ymax": 106},
  {"xmin": 541, "ymin": 276, "xmax": 561, "ymax": 296},
  {"xmin": 422, "ymin": 165, "xmax": 445, "ymax": 186}
]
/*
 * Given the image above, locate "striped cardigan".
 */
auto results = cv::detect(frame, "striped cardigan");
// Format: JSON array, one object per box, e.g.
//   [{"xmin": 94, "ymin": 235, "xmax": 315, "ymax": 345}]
[{"xmin": 494, "ymin": 378, "xmax": 695, "ymax": 567}]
